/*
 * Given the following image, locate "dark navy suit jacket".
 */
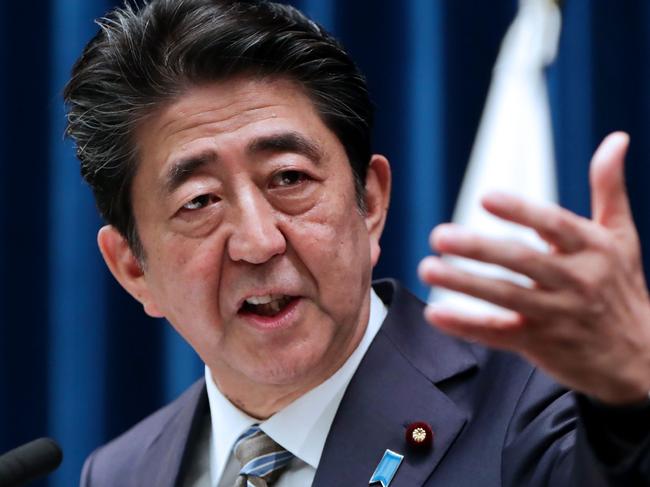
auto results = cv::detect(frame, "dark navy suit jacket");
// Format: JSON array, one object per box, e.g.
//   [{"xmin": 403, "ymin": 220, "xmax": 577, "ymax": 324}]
[{"xmin": 80, "ymin": 280, "xmax": 650, "ymax": 486}]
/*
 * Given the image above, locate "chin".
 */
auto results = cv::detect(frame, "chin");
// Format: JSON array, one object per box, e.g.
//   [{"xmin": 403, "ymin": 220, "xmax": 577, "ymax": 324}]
[{"xmin": 245, "ymin": 349, "xmax": 331, "ymax": 388}]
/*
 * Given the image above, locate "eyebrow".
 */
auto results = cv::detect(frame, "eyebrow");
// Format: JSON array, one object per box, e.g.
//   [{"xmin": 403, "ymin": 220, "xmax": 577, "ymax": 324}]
[
  {"xmin": 163, "ymin": 131, "xmax": 324, "ymax": 194},
  {"xmin": 164, "ymin": 151, "xmax": 217, "ymax": 195},
  {"xmin": 246, "ymin": 131, "xmax": 323, "ymax": 164}
]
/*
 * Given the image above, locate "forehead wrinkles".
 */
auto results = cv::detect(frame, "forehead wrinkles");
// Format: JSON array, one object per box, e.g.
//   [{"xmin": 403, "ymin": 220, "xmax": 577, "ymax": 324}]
[
  {"xmin": 159, "ymin": 102, "xmax": 284, "ymax": 142},
  {"xmin": 134, "ymin": 78, "xmax": 331, "ymax": 189},
  {"xmin": 142, "ymin": 78, "xmax": 319, "ymax": 151}
]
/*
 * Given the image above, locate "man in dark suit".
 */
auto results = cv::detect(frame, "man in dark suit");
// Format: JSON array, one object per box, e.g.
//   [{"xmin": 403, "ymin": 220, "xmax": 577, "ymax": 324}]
[{"xmin": 65, "ymin": 0, "xmax": 650, "ymax": 485}]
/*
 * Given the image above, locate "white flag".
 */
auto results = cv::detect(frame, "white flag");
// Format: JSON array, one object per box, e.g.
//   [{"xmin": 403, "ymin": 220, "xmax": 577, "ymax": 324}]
[{"xmin": 429, "ymin": 0, "xmax": 561, "ymax": 314}]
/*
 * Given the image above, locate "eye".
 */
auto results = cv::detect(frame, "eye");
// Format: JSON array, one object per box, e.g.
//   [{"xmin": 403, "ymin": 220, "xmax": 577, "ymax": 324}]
[
  {"xmin": 182, "ymin": 194, "xmax": 219, "ymax": 211},
  {"xmin": 271, "ymin": 170, "xmax": 308, "ymax": 188}
]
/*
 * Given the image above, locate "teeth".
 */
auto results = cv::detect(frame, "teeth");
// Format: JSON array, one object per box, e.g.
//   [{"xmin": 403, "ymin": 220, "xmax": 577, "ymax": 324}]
[
  {"xmin": 245, "ymin": 294, "xmax": 284, "ymax": 305},
  {"xmin": 241, "ymin": 294, "xmax": 294, "ymax": 316}
]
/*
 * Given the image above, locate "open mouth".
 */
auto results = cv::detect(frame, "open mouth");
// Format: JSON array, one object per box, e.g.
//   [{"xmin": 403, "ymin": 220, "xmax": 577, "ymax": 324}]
[{"xmin": 239, "ymin": 294, "xmax": 297, "ymax": 317}]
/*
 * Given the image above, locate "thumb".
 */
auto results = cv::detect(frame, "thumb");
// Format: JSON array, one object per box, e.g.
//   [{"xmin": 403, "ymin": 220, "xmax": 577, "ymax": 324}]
[{"xmin": 590, "ymin": 131, "xmax": 633, "ymax": 230}]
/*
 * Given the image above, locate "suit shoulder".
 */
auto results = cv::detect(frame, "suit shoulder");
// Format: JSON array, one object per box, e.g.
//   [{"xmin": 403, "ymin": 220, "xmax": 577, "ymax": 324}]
[{"xmin": 81, "ymin": 378, "xmax": 206, "ymax": 487}]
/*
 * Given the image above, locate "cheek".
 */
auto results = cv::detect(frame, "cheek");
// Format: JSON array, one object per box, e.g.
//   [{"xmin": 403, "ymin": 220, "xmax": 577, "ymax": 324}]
[
  {"xmin": 296, "ymin": 205, "xmax": 372, "ymax": 301},
  {"xmin": 323, "ymin": 195, "xmax": 369, "ymax": 259},
  {"xmin": 145, "ymin": 233, "xmax": 225, "ymax": 315},
  {"xmin": 144, "ymin": 237, "xmax": 228, "ymax": 358}
]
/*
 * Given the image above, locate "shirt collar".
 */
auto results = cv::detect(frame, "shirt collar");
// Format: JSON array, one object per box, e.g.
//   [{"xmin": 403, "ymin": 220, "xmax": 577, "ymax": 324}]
[{"xmin": 205, "ymin": 288, "xmax": 387, "ymax": 479}]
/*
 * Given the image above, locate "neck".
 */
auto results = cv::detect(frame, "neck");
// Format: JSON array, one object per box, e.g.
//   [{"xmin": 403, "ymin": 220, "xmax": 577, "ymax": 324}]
[{"xmin": 220, "ymin": 379, "xmax": 321, "ymax": 420}]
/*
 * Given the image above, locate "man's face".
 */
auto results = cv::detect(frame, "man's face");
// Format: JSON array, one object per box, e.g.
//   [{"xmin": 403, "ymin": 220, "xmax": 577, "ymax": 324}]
[{"xmin": 101, "ymin": 77, "xmax": 389, "ymax": 400}]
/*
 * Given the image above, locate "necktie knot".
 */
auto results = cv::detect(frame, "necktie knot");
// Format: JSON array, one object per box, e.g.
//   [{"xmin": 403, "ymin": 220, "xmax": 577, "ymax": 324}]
[{"xmin": 233, "ymin": 425, "xmax": 293, "ymax": 487}]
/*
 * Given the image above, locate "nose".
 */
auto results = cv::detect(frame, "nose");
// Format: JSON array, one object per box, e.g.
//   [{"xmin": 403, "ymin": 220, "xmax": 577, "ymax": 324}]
[{"xmin": 226, "ymin": 189, "xmax": 286, "ymax": 264}]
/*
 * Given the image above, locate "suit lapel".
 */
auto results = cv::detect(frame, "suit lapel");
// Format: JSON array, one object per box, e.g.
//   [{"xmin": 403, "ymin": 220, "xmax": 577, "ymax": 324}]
[
  {"xmin": 135, "ymin": 378, "xmax": 208, "ymax": 487},
  {"xmin": 313, "ymin": 280, "xmax": 478, "ymax": 487},
  {"xmin": 131, "ymin": 280, "xmax": 476, "ymax": 486}
]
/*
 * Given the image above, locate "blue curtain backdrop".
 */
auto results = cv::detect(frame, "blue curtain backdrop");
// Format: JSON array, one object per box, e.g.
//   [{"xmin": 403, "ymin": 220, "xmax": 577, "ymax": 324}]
[{"xmin": 1, "ymin": 1, "xmax": 650, "ymax": 485}]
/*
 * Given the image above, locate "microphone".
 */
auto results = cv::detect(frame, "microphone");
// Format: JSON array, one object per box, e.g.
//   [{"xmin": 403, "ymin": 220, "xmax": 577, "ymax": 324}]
[{"xmin": 0, "ymin": 438, "xmax": 63, "ymax": 487}]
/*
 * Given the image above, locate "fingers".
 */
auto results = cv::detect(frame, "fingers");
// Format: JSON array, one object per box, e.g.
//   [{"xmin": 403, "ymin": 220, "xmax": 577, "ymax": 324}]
[
  {"xmin": 430, "ymin": 224, "xmax": 572, "ymax": 289},
  {"xmin": 589, "ymin": 131, "xmax": 634, "ymax": 231},
  {"xmin": 418, "ymin": 132, "xmax": 650, "ymax": 404},
  {"xmin": 477, "ymin": 133, "xmax": 635, "ymax": 251},
  {"xmin": 418, "ymin": 256, "xmax": 567, "ymax": 318},
  {"xmin": 423, "ymin": 304, "xmax": 524, "ymax": 350},
  {"xmin": 481, "ymin": 192, "xmax": 592, "ymax": 253}
]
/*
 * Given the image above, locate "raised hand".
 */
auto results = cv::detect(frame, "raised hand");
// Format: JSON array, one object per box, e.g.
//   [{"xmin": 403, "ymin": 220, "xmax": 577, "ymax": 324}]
[{"xmin": 418, "ymin": 132, "xmax": 650, "ymax": 405}]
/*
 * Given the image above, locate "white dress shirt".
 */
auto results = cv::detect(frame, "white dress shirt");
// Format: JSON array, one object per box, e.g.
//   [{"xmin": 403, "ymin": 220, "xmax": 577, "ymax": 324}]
[{"xmin": 185, "ymin": 289, "xmax": 386, "ymax": 487}]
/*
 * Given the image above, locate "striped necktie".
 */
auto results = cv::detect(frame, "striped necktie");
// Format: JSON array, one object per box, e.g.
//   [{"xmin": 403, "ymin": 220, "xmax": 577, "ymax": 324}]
[{"xmin": 233, "ymin": 425, "xmax": 294, "ymax": 487}]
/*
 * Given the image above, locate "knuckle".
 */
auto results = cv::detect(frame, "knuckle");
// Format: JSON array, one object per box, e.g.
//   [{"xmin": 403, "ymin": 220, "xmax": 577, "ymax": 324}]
[
  {"xmin": 496, "ymin": 281, "xmax": 528, "ymax": 309},
  {"xmin": 544, "ymin": 291, "xmax": 573, "ymax": 315},
  {"xmin": 545, "ymin": 210, "xmax": 572, "ymax": 237},
  {"xmin": 563, "ymin": 252, "xmax": 613, "ymax": 294},
  {"xmin": 559, "ymin": 261, "xmax": 589, "ymax": 289},
  {"xmin": 512, "ymin": 244, "xmax": 536, "ymax": 263},
  {"xmin": 588, "ymin": 227, "xmax": 616, "ymax": 253},
  {"xmin": 576, "ymin": 275, "xmax": 601, "ymax": 302},
  {"xmin": 581, "ymin": 292, "xmax": 608, "ymax": 320},
  {"xmin": 598, "ymin": 236, "xmax": 616, "ymax": 255},
  {"xmin": 551, "ymin": 211, "xmax": 570, "ymax": 233},
  {"xmin": 507, "ymin": 244, "xmax": 540, "ymax": 276},
  {"xmin": 569, "ymin": 268, "xmax": 609, "ymax": 317},
  {"xmin": 497, "ymin": 292, "xmax": 517, "ymax": 309}
]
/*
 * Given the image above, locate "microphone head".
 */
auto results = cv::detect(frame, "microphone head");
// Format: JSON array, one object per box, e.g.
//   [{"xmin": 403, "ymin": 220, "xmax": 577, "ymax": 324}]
[{"xmin": 0, "ymin": 437, "xmax": 63, "ymax": 486}]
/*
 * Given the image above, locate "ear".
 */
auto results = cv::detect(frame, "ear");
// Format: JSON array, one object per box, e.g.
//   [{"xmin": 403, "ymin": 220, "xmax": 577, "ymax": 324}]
[
  {"xmin": 97, "ymin": 225, "xmax": 164, "ymax": 318},
  {"xmin": 363, "ymin": 154, "xmax": 391, "ymax": 267}
]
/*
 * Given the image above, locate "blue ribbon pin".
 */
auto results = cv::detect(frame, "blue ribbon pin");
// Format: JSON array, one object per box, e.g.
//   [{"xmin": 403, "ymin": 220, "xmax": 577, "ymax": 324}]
[{"xmin": 369, "ymin": 449, "xmax": 404, "ymax": 487}]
